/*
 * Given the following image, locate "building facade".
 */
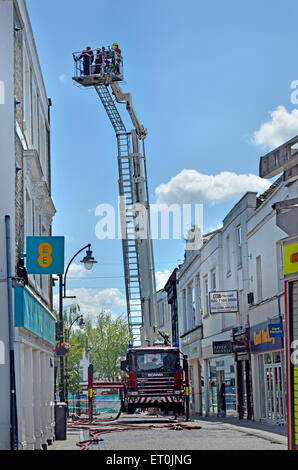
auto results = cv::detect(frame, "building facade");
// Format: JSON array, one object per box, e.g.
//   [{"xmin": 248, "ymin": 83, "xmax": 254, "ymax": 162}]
[
  {"xmin": 177, "ymin": 193, "xmax": 258, "ymax": 418},
  {"xmin": 0, "ymin": 0, "xmax": 56, "ymax": 449},
  {"xmin": 247, "ymin": 177, "xmax": 298, "ymax": 424}
]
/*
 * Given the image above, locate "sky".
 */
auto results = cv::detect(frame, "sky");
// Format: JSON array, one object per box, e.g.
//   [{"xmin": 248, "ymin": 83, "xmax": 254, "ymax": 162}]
[{"xmin": 26, "ymin": 0, "xmax": 298, "ymax": 320}]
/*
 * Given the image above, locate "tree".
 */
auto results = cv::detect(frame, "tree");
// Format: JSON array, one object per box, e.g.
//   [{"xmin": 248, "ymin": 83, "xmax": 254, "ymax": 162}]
[
  {"xmin": 67, "ymin": 332, "xmax": 85, "ymax": 394},
  {"xmin": 84, "ymin": 311, "xmax": 130, "ymax": 381}
]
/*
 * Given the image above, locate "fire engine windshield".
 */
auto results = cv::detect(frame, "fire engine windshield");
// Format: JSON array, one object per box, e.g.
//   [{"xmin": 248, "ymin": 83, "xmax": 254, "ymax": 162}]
[{"xmin": 133, "ymin": 351, "xmax": 180, "ymax": 373}]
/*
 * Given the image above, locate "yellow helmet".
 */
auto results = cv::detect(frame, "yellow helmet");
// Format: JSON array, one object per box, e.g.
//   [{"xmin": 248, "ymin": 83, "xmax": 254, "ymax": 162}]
[{"xmin": 112, "ymin": 42, "xmax": 118, "ymax": 47}]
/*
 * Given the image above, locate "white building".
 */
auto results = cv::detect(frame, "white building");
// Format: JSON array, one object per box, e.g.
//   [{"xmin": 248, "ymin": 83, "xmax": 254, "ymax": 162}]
[
  {"xmin": 177, "ymin": 193, "xmax": 258, "ymax": 418},
  {"xmin": 247, "ymin": 176, "xmax": 298, "ymax": 423},
  {"xmin": 156, "ymin": 289, "xmax": 172, "ymax": 344},
  {"xmin": 0, "ymin": 0, "xmax": 56, "ymax": 450}
]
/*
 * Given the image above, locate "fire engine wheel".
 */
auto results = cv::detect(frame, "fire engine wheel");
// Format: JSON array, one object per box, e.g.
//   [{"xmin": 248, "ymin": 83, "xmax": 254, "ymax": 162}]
[{"xmin": 127, "ymin": 403, "xmax": 136, "ymax": 414}]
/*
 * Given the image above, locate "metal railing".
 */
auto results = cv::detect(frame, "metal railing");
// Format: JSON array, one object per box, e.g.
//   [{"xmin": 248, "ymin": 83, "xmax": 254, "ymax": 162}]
[
  {"xmin": 68, "ymin": 392, "xmax": 121, "ymax": 418},
  {"xmin": 72, "ymin": 48, "xmax": 124, "ymax": 82}
]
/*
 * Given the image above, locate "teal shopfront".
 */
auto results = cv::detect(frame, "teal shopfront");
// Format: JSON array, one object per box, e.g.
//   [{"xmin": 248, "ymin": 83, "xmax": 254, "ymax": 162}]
[{"xmin": 14, "ymin": 287, "xmax": 56, "ymax": 346}]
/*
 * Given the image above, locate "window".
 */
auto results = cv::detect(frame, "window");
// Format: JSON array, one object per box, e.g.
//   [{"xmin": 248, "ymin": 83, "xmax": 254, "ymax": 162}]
[
  {"xmin": 39, "ymin": 112, "xmax": 47, "ymax": 180},
  {"xmin": 25, "ymin": 190, "xmax": 32, "ymax": 236},
  {"xmin": 191, "ymin": 283, "xmax": 196, "ymax": 328},
  {"xmin": 276, "ymin": 242, "xmax": 283, "ymax": 292},
  {"xmin": 158, "ymin": 302, "xmax": 164, "ymax": 326},
  {"xmin": 23, "ymin": 50, "xmax": 32, "ymax": 141},
  {"xmin": 211, "ymin": 269, "xmax": 216, "ymax": 291},
  {"xmin": 226, "ymin": 235, "xmax": 231, "ymax": 274},
  {"xmin": 236, "ymin": 225, "xmax": 242, "ymax": 266},
  {"xmin": 183, "ymin": 289, "xmax": 187, "ymax": 333},
  {"xmin": 203, "ymin": 276, "xmax": 209, "ymax": 316},
  {"xmin": 32, "ymin": 83, "xmax": 39, "ymax": 150},
  {"xmin": 256, "ymin": 256, "xmax": 263, "ymax": 302},
  {"xmin": 196, "ymin": 275, "xmax": 201, "ymax": 321}
]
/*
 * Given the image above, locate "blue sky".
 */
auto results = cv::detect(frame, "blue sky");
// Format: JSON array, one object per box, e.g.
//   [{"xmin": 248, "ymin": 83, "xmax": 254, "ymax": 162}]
[{"xmin": 26, "ymin": 0, "xmax": 298, "ymax": 319}]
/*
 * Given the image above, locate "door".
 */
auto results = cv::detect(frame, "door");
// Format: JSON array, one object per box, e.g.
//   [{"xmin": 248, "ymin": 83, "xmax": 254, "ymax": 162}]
[{"xmin": 264, "ymin": 352, "xmax": 286, "ymax": 424}]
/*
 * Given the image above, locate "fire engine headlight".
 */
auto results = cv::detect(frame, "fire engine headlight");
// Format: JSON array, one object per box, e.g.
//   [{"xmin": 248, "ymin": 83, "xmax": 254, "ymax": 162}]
[
  {"xmin": 174, "ymin": 390, "xmax": 181, "ymax": 395},
  {"xmin": 130, "ymin": 392, "xmax": 138, "ymax": 396}
]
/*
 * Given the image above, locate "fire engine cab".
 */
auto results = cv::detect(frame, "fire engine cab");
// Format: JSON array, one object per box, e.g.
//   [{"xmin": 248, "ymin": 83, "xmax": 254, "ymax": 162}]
[{"xmin": 120, "ymin": 345, "xmax": 189, "ymax": 416}]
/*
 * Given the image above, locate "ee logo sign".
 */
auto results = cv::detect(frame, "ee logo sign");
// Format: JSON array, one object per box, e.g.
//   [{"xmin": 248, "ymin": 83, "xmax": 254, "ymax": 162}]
[
  {"xmin": 26, "ymin": 236, "xmax": 65, "ymax": 275},
  {"xmin": 38, "ymin": 242, "xmax": 53, "ymax": 268}
]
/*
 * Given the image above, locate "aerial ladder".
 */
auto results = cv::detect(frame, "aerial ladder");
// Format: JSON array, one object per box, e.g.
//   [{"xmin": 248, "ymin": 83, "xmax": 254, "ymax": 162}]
[{"xmin": 72, "ymin": 48, "xmax": 157, "ymax": 346}]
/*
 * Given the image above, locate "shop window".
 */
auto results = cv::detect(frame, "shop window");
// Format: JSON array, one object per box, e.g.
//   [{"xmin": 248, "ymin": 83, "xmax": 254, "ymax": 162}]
[
  {"xmin": 273, "ymin": 351, "xmax": 281, "ymax": 363},
  {"xmin": 264, "ymin": 353, "xmax": 272, "ymax": 364}
]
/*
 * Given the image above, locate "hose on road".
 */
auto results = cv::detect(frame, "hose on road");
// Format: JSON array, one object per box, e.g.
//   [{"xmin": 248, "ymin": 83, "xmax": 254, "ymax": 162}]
[{"xmin": 70, "ymin": 422, "xmax": 202, "ymax": 450}]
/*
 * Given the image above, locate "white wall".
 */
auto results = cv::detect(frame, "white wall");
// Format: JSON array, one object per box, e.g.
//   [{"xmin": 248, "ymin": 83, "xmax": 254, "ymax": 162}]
[
  {"xmin": 0, "ymin": 0, "xmax": 16, "ymax": 450},
  {"xmin": 156, "ymin": 289, "xmax": 172, "ymax": 344},
  {"xmin": 247, "ymin": 182, "xmax": 298, "ymax": 311}
]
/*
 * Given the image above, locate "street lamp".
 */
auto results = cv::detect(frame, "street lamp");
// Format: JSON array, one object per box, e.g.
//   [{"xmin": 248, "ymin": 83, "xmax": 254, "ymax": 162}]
[
  {"xmin": 64, "ymin": 309, "xmax": 85, "ymax": 415},
  {"xmin": 58, "ymin": 244, "xmax": 97, "ymax": 402}
]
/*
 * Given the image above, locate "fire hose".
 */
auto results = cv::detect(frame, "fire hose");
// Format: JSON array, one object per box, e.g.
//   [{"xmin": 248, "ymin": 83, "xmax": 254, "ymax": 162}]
[{"xmin": 68, "ymin": 422, "xmax": 202, "ymax": 450}]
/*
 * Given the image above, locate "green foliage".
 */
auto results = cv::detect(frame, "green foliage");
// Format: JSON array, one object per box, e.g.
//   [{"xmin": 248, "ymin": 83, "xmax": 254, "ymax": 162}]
[
  {"xmin": 55, "ymin": 304, "xmax": 130, "ymax": 394},
  {"xmin": 66, "ymin": 332, "xmax": 84, "ymax": 394},
  {"xmin": 84, "ymin": 311, "xmax": 130, "ymax": 381}
]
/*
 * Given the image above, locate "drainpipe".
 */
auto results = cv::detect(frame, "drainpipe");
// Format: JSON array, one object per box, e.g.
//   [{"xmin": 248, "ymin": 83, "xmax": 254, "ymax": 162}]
[
  {"xmin": 278, "ymin": 295, "xmax": 287, "ymax": 425},
  {"xmin": 5, "ymin": 215, "xmax": 18, "ymax": 450}
]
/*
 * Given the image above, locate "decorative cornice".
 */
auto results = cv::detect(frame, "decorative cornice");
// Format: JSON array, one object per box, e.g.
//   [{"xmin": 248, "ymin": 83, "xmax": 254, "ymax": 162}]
[{"xmin": 23, "ymin": 149, "xmax": 43, "ymax": 181}]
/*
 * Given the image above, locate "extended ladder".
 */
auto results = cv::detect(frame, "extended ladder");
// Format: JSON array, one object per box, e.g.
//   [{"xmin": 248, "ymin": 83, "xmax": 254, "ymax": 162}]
[{"xmin": 94, "ymin": 85, "xmax": 156, "ymax": 345}]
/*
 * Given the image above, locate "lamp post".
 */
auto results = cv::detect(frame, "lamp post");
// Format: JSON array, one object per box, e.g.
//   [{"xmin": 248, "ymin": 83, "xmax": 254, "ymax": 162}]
[
  {"xmin": 64, "ymin": 310, "xmax": 85, "ymax": 415},
  {"xmin": 58, "ymin": 244, "xmax": 97, "ymax": 402}
]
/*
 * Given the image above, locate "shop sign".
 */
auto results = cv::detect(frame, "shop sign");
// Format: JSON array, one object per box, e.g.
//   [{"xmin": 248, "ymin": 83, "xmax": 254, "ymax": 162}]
[
  {"xmin": 283, "ymin": 240, "xmax": 298, "ymax": 277},
  {"xmin": 232, "ymin": 328, "xmax": 250, "ymax": 354},
  {"xmin": 250, "ymin": 321, "xmax": 283, "ymax": 353},
  {"xmin": 268, "ymin": 323, "xmax": 284, "ymax": 338},
  {"xmin": 26, "ymin": 236, "xmax": 65, "ymax": 274},
  {"xmin": 212, "ymin": 340, "xmax": 233, "ymax": 355},
  {"xmin": 209, "ymin": 290, "xmax": 238, "ymax": 314}
]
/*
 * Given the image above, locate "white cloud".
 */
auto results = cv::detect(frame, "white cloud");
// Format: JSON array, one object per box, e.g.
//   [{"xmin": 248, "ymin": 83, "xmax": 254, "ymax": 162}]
[
  {"xmin": 155, "ymin": 169, "xmax": 270, "ymax": 206},
  {"xmin": 204, "ymin": 221, "xmax": 223, "ymax": 234},
  {"xmin": 64, "ymin": 263, "xmax": 87, "ymax": 279},
  {"xmin": 253, "ymin": 105, "xmax": 298, "ymax": 149},
  {"xmin": 58, "ymin": 74, "xmax": 66, "ymax": 83},
  {"xmin": 53, "ymin": 287, "xmax": 126, "ymax": 321},
  {"xmin": 155, "ymin": 270, "xmax": 172, "ymax": 291}
]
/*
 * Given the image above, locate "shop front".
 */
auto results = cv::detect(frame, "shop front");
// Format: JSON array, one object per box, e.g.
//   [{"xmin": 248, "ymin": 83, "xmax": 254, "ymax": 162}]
[
  {"xmin": 180, "ymin": 326, "xmax": 202, "ymax": 414},
  {"xmin": 232, "ymin": 327, "xmax": 252, "ymax": 420},
  {"xmin": 250, "ymin": 320, "xmax": 286, "ymax": 425},
  {"xmin": 201, "ymin": 337, "xmax": 237, "ymax": 417}
]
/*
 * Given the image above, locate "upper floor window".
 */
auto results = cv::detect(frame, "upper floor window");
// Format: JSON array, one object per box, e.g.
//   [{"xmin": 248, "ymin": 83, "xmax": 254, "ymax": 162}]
[
  {"xmin": 256, "ymin": 255, "xmax": 263, "ymax": 302},
  {"xmin": 211, "ymin": 269, "xmax": 216, "ymax": 291},
  {"xmin": 203, "ymin": 276, "xmax": 209, "ymax": 316},
  {"xmin": 191, "ymin": 283, "xmax": 196, "ymax": 328},
  {"xmin": 158, "ymin": 302, "xmax": 165, "ymax": 326},
  {"xmin": 226, "ymin": 235, "xmax": 231, "ymax": 274},
  {"xmin": 236, "ymin": 225, "xmax": 242, "ymax": 266}
]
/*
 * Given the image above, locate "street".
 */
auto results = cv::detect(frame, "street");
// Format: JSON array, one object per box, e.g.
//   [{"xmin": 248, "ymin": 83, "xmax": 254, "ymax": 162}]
[{"xmin": 49, "ymin": 414, "xmax": 287, "ymax": 451}]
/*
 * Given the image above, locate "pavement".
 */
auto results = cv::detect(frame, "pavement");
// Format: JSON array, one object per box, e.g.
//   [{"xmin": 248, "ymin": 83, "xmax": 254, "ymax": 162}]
[{"xmin": 47, "ymin": 413, "xmax": 288, "ymax": 451}]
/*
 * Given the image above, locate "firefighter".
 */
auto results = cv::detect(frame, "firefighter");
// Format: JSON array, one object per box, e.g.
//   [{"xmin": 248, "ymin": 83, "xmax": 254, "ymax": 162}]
[
  {"xmin": 112, "ymin": 42, "xmax": 122, "ymax": 74},
  {"xmin": 78, "ymin": 46, "xmax": 94, "ymax": 75},
  {"xmin": 163, "ymin": 333, "xmax": 171, "ymax": 346},
  {"xmin": 94, "ymin": 48, "xmax": 103, "ymax": 74}
]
